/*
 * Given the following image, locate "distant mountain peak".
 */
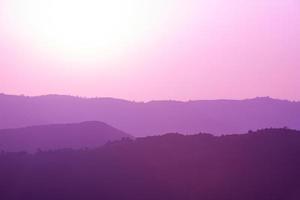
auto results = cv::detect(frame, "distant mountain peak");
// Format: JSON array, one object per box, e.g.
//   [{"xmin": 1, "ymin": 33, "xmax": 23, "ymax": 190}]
[{"xmin": 0, "ymin": 121, "xmax": 131, "ymax": 152}]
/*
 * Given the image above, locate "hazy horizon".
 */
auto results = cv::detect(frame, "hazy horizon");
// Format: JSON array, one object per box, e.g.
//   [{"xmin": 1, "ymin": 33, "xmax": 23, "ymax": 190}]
[
  {"xmin": 1, "ymin": 0, "xmax": 299, "ymax": 101},
  {"xmin": 1, "ymin": 92, "xmax": 300, "ymax": 103},
  {"xmin": 0, "ymin": 1, "xmax": 299, "ymax": 199}
]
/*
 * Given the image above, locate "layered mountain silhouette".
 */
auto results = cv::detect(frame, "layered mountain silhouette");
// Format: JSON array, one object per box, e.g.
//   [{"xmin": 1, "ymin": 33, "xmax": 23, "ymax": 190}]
[
  {"xmin": 1, "ymin": 93, "xmax": 300, "ymax": 136},
  {"xmin": 0, "ymin": 121, "xmax": 130, "ymax": 152},
  {"xmin": 0, "ymin": 128, "xmax": 300, "ymax": 200}
]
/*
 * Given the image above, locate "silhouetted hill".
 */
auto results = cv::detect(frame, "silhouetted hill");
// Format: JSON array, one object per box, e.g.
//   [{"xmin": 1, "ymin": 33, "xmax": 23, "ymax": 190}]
[
  {"xmin": 0, "ymin": 121, "xmax": 131, "ymax": 152},
  {"xmin": 1, "ymin": 93, "xmax": 300, "ymax": 136},
  {"xmin": 0, "ymin": 128, "xmax": 300, "ymax": 200}
]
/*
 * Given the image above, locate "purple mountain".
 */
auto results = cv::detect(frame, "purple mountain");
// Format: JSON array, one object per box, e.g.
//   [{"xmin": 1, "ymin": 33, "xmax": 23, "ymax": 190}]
[
  {"xmin": 0, "ymin": 94, "xmax": 299, "ymax": 136},
  {"xmin": 0, "ymin": 121, "xmax": 131, "ymax": 152}
]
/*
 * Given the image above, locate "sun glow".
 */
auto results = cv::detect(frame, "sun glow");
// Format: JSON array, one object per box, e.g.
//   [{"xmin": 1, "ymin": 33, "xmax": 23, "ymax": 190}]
[{"xmin": 2, "ymin": 0, "xmax": 176, "ymax": 62}]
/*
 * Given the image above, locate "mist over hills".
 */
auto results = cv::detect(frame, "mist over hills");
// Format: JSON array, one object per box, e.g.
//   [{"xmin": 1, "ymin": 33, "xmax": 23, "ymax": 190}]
[
  {"xmin": 1, "ymin": 128, "xmax": 300, "ymax": 200},
  {"xmin": 0, "ymin": 93, "xmax": 300, "ymax": 136},
  {"xmin": 0, "ymin": 121, "xmax": 130, "ymax": 152}
]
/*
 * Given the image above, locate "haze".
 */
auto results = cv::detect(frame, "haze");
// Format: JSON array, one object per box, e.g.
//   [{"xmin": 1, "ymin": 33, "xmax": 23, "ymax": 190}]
[{"xmin": 0, "ymin": 0, "xmax": 299, "ymax": 101}]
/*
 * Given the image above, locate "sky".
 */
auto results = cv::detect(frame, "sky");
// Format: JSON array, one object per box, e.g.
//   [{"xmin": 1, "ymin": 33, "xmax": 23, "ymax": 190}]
[{"xmin": 0, "ymin": 0, "xmax": 299, "ymax": 101}]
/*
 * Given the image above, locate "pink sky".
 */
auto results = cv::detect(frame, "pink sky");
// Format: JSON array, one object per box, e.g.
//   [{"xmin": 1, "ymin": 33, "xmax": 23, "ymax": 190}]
[{"xmin": 0, "ymin": 0, "xmax": 299, "ymax": 101}]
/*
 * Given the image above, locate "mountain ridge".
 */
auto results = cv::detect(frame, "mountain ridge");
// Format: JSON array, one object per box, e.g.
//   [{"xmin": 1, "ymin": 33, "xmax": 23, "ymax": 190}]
[
  {"xmin": 1, "ymin": 128, "xmax": 300, "ymax": 200},
  {"xmin": 1, "ymin": 93, "xmax": 300, "ymax": 136},
  {"xmin": 0, "ymin": 121, "xmax": 131, "ymax": 152}
]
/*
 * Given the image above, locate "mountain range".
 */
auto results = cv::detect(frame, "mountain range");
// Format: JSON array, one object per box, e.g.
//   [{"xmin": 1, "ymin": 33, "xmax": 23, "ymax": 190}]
[{"xmin": 0, "ymin": 93, "xmax": 299, "ymax": 136}]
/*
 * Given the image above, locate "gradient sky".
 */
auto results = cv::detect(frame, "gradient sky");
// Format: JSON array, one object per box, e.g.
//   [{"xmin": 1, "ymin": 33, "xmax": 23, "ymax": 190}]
[{"xmin": 0, "ymin": 0, "xmax": 299, "ymax": 101}]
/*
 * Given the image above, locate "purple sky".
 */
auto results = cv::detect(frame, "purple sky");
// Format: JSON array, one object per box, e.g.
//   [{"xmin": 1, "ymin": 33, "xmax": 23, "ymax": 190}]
[{"xmin": 0, "ymin": 0, "xmax": 299, "ymax": 101}]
